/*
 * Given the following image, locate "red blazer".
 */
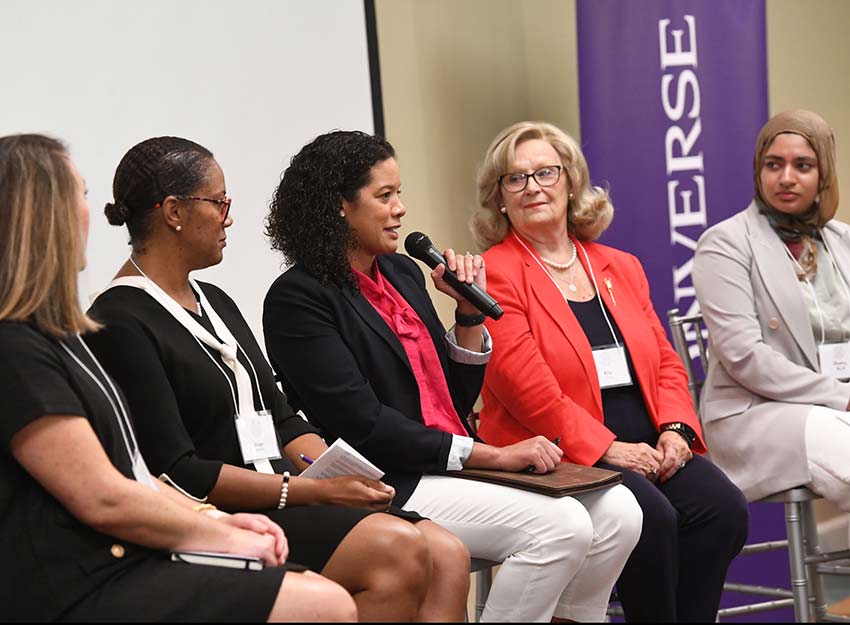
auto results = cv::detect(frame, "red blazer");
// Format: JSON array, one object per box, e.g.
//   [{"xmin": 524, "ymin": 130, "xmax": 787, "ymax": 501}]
[{"xmin": 479, "ymin": 231, "xmax": 705, "ymax": 466}]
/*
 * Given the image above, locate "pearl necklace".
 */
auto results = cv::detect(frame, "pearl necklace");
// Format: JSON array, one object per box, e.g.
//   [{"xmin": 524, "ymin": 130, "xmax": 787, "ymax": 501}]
[{"xmin": 540, "ymin": 238, "xmax": 577, "ymax": 271}]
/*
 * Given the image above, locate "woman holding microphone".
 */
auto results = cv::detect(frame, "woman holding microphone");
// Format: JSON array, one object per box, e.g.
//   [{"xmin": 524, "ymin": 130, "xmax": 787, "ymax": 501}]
[{"xmin": 263, "ymin": 129, "xmax": 642, "ymax": 622}]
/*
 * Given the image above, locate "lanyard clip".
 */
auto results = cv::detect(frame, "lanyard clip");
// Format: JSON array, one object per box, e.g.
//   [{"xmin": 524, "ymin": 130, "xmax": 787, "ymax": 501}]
[{"xmin": 603, "ymin": 277, "xmax": 616, "ymax": 306}]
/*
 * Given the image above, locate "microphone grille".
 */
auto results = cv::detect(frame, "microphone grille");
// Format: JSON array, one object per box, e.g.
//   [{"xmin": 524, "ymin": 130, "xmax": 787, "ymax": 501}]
[{"xmin": 404, "ymin": 231, "xmax": 431, "ymax": 256}]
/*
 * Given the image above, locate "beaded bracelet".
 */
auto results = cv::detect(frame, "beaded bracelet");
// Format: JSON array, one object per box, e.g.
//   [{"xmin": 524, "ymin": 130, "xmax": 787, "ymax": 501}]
[{"xmin": 278, "ymin": 471, "xmax": 291, "ymax": 510}]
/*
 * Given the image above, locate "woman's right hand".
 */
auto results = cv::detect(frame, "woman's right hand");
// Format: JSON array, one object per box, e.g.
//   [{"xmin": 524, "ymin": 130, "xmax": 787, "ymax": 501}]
[
  {"xmin": 431, "ymin": 248, "xmax": 486, "ymax": 306},
  {"xmin": 314, "ymin": 476, "xmax": 395, "ymax": 511},
  {"xmin": 495, "ymin": 436, "xmax": 563, "ymax": 473},
  {"xmin": 601, "ymin": 441, "xmax": 664, "ymax": 481}
]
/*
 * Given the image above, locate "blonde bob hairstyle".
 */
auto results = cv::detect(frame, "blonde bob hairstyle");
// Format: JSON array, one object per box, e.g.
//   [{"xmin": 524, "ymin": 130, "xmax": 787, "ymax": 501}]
[
  {"xmin": 471, "ymin": 121, "xmax": 613, "ymax": 251},
  {"xmin": 0, "ymin": 134, "xmax": 99, "ymax": 338}
]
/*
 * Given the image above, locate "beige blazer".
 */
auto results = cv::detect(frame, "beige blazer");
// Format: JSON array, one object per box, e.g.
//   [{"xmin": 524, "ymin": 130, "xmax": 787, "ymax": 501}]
[{"xmin": 693, "ymin": 201, "xmax": 850, "ymax": 502}]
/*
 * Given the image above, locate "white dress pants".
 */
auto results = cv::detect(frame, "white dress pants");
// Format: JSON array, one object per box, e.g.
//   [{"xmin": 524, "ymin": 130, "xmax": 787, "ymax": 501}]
[
  {"xmin": 805, "ymin": 406, "xmax": 850, "ymax": 534},
  {"xmin": 402, "ymin": 477, "xmax": 642, "ymax": 622}
]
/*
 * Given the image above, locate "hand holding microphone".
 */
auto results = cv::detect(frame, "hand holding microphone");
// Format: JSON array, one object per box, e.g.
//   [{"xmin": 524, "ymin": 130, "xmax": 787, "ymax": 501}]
[
  {"xmin": 404, "ymin": 232, "xmax": 504, "ymax": 320},
  {"xmin": 434, "ymin": 249, "xmax": 485, "ymax": 308}
]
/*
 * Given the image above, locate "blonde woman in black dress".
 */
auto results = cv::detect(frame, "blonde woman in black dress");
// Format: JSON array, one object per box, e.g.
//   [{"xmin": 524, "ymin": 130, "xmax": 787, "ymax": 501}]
[{"xmin": 0, "ymin": 133, "xmax": 355, "ymax": 622}]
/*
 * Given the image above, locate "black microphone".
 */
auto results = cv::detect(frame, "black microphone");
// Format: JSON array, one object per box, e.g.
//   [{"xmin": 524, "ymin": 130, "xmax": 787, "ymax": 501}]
[{"xmin": 404, "ymin": 231, "xmax": 504, "ymax": 320}]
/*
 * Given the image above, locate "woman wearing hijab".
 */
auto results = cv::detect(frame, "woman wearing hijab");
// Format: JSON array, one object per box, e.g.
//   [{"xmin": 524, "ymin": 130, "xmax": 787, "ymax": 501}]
[{"xmin": 693, "ymin": 110, "xmax": 850, "ymax": 515}]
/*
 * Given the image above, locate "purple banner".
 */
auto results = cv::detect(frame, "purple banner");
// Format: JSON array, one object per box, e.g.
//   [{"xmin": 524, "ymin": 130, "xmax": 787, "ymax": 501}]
[
  {"xmin": 576, "ymin": 1, "xmax": 789, "ymax": 621},
  {"xmin": 578, "ymin": 0, "xmax": 766, "ymax": 336}
]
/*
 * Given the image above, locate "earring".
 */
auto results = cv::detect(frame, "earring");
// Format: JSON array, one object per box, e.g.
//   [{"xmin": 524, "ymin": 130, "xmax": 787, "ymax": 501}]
[
  {"xmin": 339, "ymin": 210, "xmax": 345, "ymax": 217},
  {"xmin": 175, "ymin": 225, "xmax": 182, "ymax": 232},
  {"xmin": 569, "ymin": 192, "xmax": 574, "ymax": 200},
  {"xmin": 499, "ymin": 206, "xmax": 507, "ymax": 214}
]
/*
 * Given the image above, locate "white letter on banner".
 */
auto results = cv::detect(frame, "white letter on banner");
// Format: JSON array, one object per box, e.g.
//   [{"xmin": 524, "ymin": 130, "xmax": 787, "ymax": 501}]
[
  {"xmin": 672, "ymin": 256, "xmax": 696, "ymax": 303},
  {"xmin": 668, "ymin": 175, "xmax": 706, "ymax": 231},
  {"xmin": 665, "ymin": 119, "xmax": 703, "ymax": 174},
  {"xmin": 659, "ymin": 15, "xmax": 697, "ymax": 69},
  {"xmin": 670, "ymin": 229, "xmax": 698, "ymax": 251},
  {"xmin": 661, "ymin": 70, "xmax": 700, "ymax": 121}
]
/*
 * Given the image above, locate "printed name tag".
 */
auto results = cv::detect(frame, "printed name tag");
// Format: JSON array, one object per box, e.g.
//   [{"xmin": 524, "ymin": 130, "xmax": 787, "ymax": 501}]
[
  {"xmin": 235, "ymin": 410, "xmax": 282, "ymax": 465},
  {"xmin": 819, "ymin": 342, "xmax": 850, "ymax": 380},
  {"xmin": 592, "ymin": 344, "xmax": 633, "ymax": 389}
]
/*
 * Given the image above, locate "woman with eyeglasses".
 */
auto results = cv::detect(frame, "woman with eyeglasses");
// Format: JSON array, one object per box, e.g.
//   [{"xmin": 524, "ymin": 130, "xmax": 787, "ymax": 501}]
[
  {"xmin": 471, "ymin": 121, "xmax": 749, "ymax": 622},
  {"xmin": 262, "ymin": 129, "xmax": 643, "ymax": 622},
  {"xmin": 85, "ymin": 136, "xmax": 470, "ymax": 622},
  {"xmin": 0, "ymin": 133, "xmax": 356, "ymax": 622}
]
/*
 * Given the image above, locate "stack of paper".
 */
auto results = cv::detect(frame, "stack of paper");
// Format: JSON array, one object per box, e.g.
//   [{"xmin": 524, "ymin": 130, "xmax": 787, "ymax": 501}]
[{"xmin": 300, "ymin": 438, "xmax": 384, "ymax": 480}]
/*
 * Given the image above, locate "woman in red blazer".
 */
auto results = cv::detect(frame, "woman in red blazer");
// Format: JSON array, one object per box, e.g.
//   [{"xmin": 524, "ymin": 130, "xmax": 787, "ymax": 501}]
[{"xmin": 472, "ymin": 121, "xmax": 748, "ymax": 622}]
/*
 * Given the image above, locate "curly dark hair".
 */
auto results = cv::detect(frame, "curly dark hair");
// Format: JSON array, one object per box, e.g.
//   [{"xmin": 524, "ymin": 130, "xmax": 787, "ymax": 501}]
[
  {"xmin": 266, "ymin": 130, "xmax": 395, "ymax": 289},
  {"xmin": 105, "ymin": 136, "xmax": 214, "ymax": 250}
]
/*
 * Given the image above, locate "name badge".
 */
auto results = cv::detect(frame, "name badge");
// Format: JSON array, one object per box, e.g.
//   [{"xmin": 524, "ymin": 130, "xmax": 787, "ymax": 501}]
[
  {"xmin": 592, "ymin": 344, "xmax": 633, "ymax": 389},
  {"xmin": 819, "ymin": 342, "xmax": 850, "ymax": 381},
  {"xmin": 235, "ymin": 410, "xmax": 282, "ymax": 465}
]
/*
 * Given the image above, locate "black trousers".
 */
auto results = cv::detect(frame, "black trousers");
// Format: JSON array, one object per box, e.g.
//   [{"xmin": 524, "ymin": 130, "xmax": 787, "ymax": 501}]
[{"xmin": 596, "ymin": 455, "xmax": 749, "ymax": 622}]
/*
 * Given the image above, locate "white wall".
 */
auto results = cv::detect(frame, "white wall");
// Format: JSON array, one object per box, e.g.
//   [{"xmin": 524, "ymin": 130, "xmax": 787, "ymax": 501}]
[{"xmin": 1, "ymin": 0, "xmax": 375, "ymax": 347}]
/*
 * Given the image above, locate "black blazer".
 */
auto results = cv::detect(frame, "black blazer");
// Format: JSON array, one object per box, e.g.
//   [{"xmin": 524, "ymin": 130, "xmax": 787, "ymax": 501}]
[{"xmin": 263, "ymin": 253, "xmax": 484, "ymax": 505}]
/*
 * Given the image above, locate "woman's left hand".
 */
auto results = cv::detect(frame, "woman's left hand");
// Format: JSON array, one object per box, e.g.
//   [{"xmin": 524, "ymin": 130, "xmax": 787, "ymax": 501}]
[
  {"xmin": 431, "ymin": 248, "xmax": 486, "ymax": 308},
  {"xmin": 314, "ymin": 476, "xmax": 395, "ymax": 511},
  {"xmin": 220, "ymin": 513, "xmax": 289, "ymax": 563},
  {"xmin": 655, "ymin": 431, "xmax": 693, "ymax": 483}
]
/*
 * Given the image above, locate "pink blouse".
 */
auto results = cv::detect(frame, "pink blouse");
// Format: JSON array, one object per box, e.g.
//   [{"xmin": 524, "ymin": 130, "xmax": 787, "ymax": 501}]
[{"xmin": 354, "ymin": 265, "xmax": 469, "ymax": 437}]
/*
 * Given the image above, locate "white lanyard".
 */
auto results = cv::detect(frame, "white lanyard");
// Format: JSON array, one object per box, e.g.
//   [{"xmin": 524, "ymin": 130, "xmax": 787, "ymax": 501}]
[
  {"xmin": 60, "ymin": 334, "xmax": 159, "ymax": 490},
  {"xmin": 511, "ymin": 231, "xmax": 621, "ymax": 347},
  {"xmin": 512, "ymin": 231, "xmax": 632, "ymax": 388},
  {"xmin": 106, "ymin": 262, "xmax": 278, "ymax": 472},
  {"xmin": 193, "ymin": 279, "xmax": 268, "ymax": 414},
  {"xmin": 124, "ymin": 259, "xmax": 267, "ymax": 415}
]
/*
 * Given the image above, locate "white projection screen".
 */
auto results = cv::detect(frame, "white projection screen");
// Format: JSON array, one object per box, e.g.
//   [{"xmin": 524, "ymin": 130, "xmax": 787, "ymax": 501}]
[{"xmin": 1, "ymin": 0, "xmax": 378, "ymax": 348}]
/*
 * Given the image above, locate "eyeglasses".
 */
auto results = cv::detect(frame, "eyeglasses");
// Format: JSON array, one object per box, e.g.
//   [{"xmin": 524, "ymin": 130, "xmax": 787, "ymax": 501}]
[
  {"xmin": 175, "ymin": 195, "xmax": 232, "ymax": 223},
  {"xmin": 498, "ymin": 165, "xmax": 562, "ymax": 193}
]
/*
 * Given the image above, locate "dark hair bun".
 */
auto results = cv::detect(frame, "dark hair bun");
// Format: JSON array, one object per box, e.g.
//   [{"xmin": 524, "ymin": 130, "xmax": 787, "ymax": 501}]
[{"xmin": 104, "ymin": 200, "xmax": 130, "ymax": 226}]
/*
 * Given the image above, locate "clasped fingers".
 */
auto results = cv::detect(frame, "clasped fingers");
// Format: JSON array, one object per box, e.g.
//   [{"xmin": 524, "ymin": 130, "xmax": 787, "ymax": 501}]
[
  {"xmin": 631, "ymin": 443, "xmax": 663, "ymax": 481},
  {"xmin": 261, "ymin": 531, "xmax": 288, "ymax": 567},
  {"xmin": 659, "ymin": 450, "xmax": 694, "ymax": 483}
]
